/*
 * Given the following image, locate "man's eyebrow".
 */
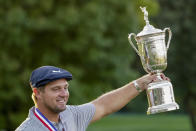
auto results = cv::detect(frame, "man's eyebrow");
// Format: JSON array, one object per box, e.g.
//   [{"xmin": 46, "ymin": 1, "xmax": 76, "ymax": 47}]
[
  {"xmin": 51, "ymin": 86, "xmax": 61, "ymax": 89},
  {"xmin": 50, "ymin": 83, "xmax": 69, "ymax": 88}
]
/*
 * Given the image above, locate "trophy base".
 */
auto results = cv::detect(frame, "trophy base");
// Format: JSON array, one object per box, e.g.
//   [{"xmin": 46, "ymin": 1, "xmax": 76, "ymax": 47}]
[{"xmin": 147, "ymin": 102, "xmax": 179, "ymax": 115}]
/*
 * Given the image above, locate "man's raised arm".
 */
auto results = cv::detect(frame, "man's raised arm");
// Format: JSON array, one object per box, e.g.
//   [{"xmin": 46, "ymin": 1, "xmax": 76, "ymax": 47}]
[{"xmin": 90, "ymin": 73, "xmax": 168, "ymax": 122}]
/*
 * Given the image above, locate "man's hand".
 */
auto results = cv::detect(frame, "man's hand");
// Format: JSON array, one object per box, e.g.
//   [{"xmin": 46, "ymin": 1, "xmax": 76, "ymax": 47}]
[{"xmin": 136, "ymin": 73, "xmax": 170, "ymax": 91}]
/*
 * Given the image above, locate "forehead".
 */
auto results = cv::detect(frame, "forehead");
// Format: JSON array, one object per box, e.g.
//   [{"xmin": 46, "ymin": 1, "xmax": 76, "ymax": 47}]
[{"xmin": 45, "ymin": 78, "xmax": 68, "ymax": 88}]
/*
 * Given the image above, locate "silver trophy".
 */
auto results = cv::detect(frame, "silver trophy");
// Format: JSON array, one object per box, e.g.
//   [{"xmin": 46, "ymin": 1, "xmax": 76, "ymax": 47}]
[{"xmin": 128, "ymin": 7, "xmax": 179, "ymax": 114}]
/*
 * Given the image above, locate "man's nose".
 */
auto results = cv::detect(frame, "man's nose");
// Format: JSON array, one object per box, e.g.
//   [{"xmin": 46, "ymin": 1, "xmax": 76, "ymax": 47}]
[{"xmin": 59, "ymin": 89, "xmax": 69, "ymax": 97}]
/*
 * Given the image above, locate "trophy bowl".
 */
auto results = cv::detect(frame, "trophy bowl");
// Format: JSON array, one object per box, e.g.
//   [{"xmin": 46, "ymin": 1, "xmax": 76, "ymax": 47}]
[
  {"xmin": 128, "ymin": 7, "xmax": 179, "ymax": 114},
  {"xmin": 137, "ymin": 32, "xmax": 168, "ymax": 74}
]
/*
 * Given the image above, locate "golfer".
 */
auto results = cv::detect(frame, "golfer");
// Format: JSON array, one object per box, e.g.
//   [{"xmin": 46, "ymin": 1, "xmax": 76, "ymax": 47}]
[{"xmin": 16, "ymin": 66, "xmax": 168, "ymax": 131}]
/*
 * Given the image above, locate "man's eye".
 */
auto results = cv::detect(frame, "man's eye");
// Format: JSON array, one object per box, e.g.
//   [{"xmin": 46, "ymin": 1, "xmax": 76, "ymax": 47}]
[{"xmin": 53, "ymin": 88, "xmax": 59, "ymax": 91}]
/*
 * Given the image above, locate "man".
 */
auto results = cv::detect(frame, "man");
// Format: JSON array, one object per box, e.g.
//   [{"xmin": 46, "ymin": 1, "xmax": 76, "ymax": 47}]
[{"xmin": 16, "ymin": 65, "xmax": 169, "ymax": 131}]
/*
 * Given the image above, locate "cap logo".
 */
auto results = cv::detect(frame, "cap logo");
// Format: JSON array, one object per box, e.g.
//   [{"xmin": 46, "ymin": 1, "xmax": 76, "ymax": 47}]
[{"xmin": 52, "ymin": 70, "xmax": 61, "ymax": 73}]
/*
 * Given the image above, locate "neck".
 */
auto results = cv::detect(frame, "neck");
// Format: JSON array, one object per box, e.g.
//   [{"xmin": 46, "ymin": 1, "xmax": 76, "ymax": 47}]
[{"xmin": 36, "ymin": 106, "xmax": 60, "ymax": 123}]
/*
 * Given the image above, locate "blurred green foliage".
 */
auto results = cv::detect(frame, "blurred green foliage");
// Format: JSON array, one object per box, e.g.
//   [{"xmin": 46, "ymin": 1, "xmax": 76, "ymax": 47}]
[{"xmin": 0, "ymin": 0, "xmax": 195, "ymax": 130}]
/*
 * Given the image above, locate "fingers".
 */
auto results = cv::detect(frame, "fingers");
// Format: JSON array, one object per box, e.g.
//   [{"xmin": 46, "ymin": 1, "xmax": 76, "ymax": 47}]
[
  {"xmin": 151, "ymin": 73, "xmax": 170, "ymax": 82},
  {"xmin": 136, "ymin": 73, "xmax": 171, "ymax": 90},
  {"xmin": 151, "ymin": 76, "xmax": 159, "ymax": 82},
  {"xmin": 160, "ymin": 73, "xmax": 165, "ymax": 79},
  {"xmin": 160, "ymin": 73, "xmax": 171, "ymax": 81},
  {"xmin": 165, "ymin": 77, "xmax": 170, "ymax": 81}
]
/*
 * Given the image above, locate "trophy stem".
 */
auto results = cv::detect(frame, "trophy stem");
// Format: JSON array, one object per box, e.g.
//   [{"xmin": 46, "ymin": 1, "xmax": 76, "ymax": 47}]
[{"xmin": 155, "ymin": 73, "xmax": 162, "ymax": 80}]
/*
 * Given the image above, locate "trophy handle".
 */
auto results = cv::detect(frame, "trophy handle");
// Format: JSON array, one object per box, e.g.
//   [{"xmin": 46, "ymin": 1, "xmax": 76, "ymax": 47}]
[
  {"xmin": 163, "ymin": 28, "xmax": 172, "ymax": 50},
  {"xmin": 128, "ymin": 33, "xmax": 140, "ymax": 56}
]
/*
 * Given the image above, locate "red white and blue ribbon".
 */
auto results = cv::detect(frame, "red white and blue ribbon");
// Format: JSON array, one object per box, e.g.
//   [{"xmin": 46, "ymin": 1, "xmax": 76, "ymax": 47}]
[{"xmin": 34, "ymin": 108, "xmax": 58, "ymax": 131}]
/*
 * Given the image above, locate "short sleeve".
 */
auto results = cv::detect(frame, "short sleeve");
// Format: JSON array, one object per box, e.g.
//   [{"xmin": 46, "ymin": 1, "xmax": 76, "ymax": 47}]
[{"xmin": 66, "ymin": 103, "xmax": 95, "ymax": 130}]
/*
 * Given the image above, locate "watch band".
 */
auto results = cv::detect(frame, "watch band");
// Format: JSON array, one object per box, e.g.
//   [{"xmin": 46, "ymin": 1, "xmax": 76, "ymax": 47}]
[{"xmin": 133, "ymin": 80, "xmax": 142, "ymax": 93}]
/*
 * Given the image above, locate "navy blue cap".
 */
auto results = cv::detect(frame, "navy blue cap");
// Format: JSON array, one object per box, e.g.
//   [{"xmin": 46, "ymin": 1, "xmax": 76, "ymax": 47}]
[{"xmin": 30, "ymin": 66, "xmax": 72, "ymax": 88}]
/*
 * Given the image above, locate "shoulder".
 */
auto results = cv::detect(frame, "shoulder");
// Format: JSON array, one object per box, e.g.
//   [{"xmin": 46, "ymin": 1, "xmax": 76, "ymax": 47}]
[
  {"xmin": 15, "ymin": 117, "xmax": 38, "ymax": 131},
  {"xmin": 15, "ymin": 118, "xmax": 32, "ymax": 131},
  {"xmin": 60, "ymin": 103, "xmax": 95, "ymax": 130},
  {"xmin": 62, "ymin": 103, "xmax": 95, "ymax": 121},
  {"xmin": 66, "ymin": 103, "xmax": 95, "ymax": 111},
  {"xmin": 60, "ymin": 103, "xmax": 95, "ymax": 120}
]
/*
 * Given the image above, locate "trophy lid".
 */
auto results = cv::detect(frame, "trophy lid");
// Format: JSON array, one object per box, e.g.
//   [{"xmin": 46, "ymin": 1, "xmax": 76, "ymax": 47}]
[{"xmin": 137, "ymin": 7, "xmax": 163, "ymax": 37}]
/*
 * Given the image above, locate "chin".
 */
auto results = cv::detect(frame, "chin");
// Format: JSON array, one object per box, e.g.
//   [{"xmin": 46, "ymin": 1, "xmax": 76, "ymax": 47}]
[
  {"xmin": 56, "ymin": 106, "xmax": 67, "ymax": 112},
  {"xmin": 48, "ymin": 106, "xmax": 66, "ymax": 113}
]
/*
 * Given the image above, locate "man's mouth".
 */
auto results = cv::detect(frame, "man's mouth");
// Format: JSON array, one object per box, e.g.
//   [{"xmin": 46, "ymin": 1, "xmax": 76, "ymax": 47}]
[{"xmin": 56, "ymin": 99, "xmax": 66, "ymax": 104}]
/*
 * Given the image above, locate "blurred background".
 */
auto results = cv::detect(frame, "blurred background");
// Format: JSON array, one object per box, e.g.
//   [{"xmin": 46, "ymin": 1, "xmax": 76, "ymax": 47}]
[{"xmin": 0, "ymin": 0, "xmax": 195, "ymax": 130}]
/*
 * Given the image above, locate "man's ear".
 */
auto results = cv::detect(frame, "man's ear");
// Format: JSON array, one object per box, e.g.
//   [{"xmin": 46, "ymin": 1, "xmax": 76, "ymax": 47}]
[{"xmin": 33, "ymin": 88, "xmax": 41, "ymax": 98}]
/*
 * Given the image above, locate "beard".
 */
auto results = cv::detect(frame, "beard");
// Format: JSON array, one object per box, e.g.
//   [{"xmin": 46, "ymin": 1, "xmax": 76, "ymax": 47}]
[{"xmin": 43, "ymin": 100, "xmax": 67, "ymax": 113}]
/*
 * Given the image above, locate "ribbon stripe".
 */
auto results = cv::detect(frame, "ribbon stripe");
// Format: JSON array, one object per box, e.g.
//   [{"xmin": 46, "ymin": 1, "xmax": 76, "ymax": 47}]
[{"xmin": 34, "ymin": 108, "xmax": 58, "ymax": 131}]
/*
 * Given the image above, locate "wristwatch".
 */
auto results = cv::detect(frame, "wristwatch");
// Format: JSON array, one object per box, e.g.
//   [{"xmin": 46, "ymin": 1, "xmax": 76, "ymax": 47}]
[{"xmin": 133, "ymin": 80, "xmax": 143, "ymax": 93}]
